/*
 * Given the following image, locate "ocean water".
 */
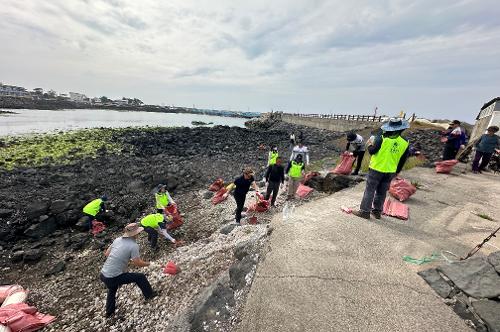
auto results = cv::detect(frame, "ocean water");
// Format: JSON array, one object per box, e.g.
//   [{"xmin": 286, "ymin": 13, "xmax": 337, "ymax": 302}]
[{"xmin": 0, "ymin": 108, "xmax": 250, "ymax": 136}]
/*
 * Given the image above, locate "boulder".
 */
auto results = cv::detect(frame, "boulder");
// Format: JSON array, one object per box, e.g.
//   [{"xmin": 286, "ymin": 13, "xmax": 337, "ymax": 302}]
[
  {"xmin": 487, "ymin": 251, "xmax": 500, "ymax": 274},
  {"xmin": 472, "ymin": 299, "xmax": 500, "ymax": 332},
  {"xmin": 23, "ymin": 249, "xmax": 44, "ymax": 262},
  {"xmin": 26, "ymin": 201, "xmax": 50, "ymax": 220},
  {"xmin": 438, "ymin": 257, "xmax": 500, "ymax": 298},
  {"xmin": 55, "ymin": 210, "xmax": 80, "ymax": 227},
  {"xmin": 0, "ymin": 208, "xmax": 13, "ymax": 218},
  {"xmin": 234, "ymin": 240, "xmax": 253, "ymax": 261},
  {"xmin": 75, "ymin": 217, "xmax": 90, "ymax": 231},
  {"xmin": 44, "ymin": 261, "xmax": 66, "ymax": 277},
  {"xmin": 229, "ymin": 255, "xmax": 257, "ymax": 290},
  {"xmin": 417, "ymin": 268, "xmax": 452, "ymax": 298},
  {"xmin": 24, "ymin": 216, "xmax": 58, "ymax": 239},
  {"xmin": 11, "ymin": 250, "xmax": 24, "ymax": 263},
  {"xmin": 50, "ymin": 199, "xmax": 73, "ymax": 214}
]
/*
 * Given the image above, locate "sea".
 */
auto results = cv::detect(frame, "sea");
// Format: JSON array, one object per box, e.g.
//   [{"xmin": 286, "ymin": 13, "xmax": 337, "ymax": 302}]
[{"xmin": 0, "ymin": 108, "xmax": 250, "ymax": 136}]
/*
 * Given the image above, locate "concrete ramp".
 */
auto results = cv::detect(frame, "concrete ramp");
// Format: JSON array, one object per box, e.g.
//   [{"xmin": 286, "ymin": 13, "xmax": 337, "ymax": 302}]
[{"xmin": 239, "ymin": 168, "xmax": 499, "ymax": 332}]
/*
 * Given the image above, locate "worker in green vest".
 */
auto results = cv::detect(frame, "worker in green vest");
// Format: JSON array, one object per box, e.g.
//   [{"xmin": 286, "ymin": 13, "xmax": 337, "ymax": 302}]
[
  {"xmin": 82, "ymin": 195, "xmax": 108, "ymax": 230},
  {"xmin": 353, "ymin": 118, "xmax": 410, "ymax": 219},
  {"xmin": 285, "ymin": 154, "xmax": 305, "ymax": 199},
  {"xmin": 140, "ymin": 213, "xmax": 176, "ymax": 249},
  {"xmin": 155, "ymin": 184, "xmax": 175, "ymax": 214},
  {"xmin": 268, "ymin": 146, "xmax": 279, "ymax": 166}
]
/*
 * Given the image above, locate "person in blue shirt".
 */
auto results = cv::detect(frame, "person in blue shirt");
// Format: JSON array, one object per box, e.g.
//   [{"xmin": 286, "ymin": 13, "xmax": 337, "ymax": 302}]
[{"xmin": 472, "ymin": 126, "xmax": 499, "ymax": 173}]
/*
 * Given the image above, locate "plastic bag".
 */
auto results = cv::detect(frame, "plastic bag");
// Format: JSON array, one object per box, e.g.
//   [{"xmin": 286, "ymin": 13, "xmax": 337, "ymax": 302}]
[
  {"xmin": 402, "ymin": 253, "xmax": 441, "ymax": 265},
  {"xmin": 164, "ymin": 204, "xmax": 183, "ymax": 230},
  {"xmin": 211, "ymin": 188, "xmax": 228, "ymax": 205},
  {"xmin": 332, "ymin": 152, "xmax": 355, "ymax": 175},
  {"xmin": 296, "ymin": 184, "xmax": 313, "ymax": 198},
  {"xmin": 208, "ymin": 178, "xmax": 224, "ymax": 192},
  {"xmin": 435, "ymin": 159, "xmax": 458, "ymax": 174},
  {"xmin": 389, "ymin": 177, "xmax": 416, "ymax": 202},
  {"xmin": 383, "ymin": 199, "xmax": 409, "ymax": 220}
]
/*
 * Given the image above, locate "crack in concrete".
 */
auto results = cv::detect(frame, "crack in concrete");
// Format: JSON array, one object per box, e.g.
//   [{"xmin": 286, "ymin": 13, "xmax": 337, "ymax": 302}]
[{"xmin": 256, "ymin": 274, "xmax": 432, "ymax": 296}]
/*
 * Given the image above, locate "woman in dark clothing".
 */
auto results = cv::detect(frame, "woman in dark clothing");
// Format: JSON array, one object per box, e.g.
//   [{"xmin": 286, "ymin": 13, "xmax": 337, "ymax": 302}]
[
  {"xmin": 223, "ymin": 167, "xmax": 259, "ymax": 224},
  {"xmin": 265, "ymin": 157, "xmax": 285, "ymax": 207},
  {"xmin": 472, "ymin": 126, "xmax": 500, "ymax": 173}
]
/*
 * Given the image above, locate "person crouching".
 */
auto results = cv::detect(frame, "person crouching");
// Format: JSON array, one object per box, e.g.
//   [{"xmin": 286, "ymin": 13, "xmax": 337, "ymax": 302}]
[{"xmin": 139, "ymin": 213, "xmax": 176, "ymax": 249}]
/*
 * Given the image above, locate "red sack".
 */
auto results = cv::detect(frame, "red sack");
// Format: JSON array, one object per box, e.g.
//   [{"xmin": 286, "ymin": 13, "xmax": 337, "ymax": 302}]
[
  {"xmin": 211, "ymin": 188, "xmax": 228, "ymax": 205},
  {"xmin": 163, "ymin": 261, "xmax": 178, "ymax": 275},
  {"xmin": 302, "ymin": 171, "xmax": 320, "ymax": 184},
  {"xmin": 208, "ymin": 178, "xmax": 224, "ymax": 192},
  {"xmin": 332, "ymin": 152, "xmax": 355, "ymax": 175},
  {"xmin": 296, "ymin": 183, "xmax": 313, "ymax": 198},
  {"xmin": 389, "ymin": 177, "xmax": 416, "ymax": 202},
  {"xmin": 247, "ymin": 193, "xmax": 270, "ymax": 213},
  {"xmin": 435, "ymin": 160, "xmax": 458, "ymax": 174},
  {"xmin": 0, "ymin": 285, "xmax": 23, "ymax": 304},
  {"xmin": 383, "ymin": 199, "xmax": 409, "ymax": 220},
  {"xmin": 164, "ymin": 205, "xmax": 183, "ymax": 230},
  {"xmin": 91, "ymin": 220, "xmax": 106, "ymax": 236},
  {"xmin": 0, "ymin": 303, "xmax": 55, "ymax": 332}
]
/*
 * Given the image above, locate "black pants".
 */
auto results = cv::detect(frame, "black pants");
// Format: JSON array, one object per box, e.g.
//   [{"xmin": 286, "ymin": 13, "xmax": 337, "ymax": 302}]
[
  {"xmin": 100, "ymin": 272, "xmax": 153, "ymax": 316},
  {"xmin": 143, "ymin": 226, "xmax": 158, "ymax": 248},
  {"xmin": 472, "ymin": 151, "xmax": 493, "ymax": 172},
  {"xmin": 234, "ymin": 194, "xmax": 246, "ymax": 223},
  {"xmin": 443, "ymin": 145, "xmax": 458, "ymax": 160},
  {"xmin": 265, "ymin": 181, "xmax": 280, "ymax": 206},
  {"xmin": 353, "ymin": 150, "xmax": 365, "ymax": 174},
  {"xmin": 360, "ymin": 169, "xmax": 395, "ymax": 213},
  {"xmin": 156, "ymin": 208, "xmax": 164, "ymax": 214}
]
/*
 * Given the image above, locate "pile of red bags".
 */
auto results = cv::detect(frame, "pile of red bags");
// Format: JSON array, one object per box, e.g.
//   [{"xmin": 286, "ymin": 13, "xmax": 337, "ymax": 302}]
[
  {"xmin": 211, "ymin": 188, "xmax": 228, "ymax": 205},
  {"xmin": 296, "ymin": 183, "xmax": 313, "ymax": 198},
  {"xmin": 208, "ymin": 178, "xmax": 224, "ymax": 192},
  {"xmin": 435, "ymin": 160, "xmax": 458, "ymax": 174},
  {"xmin": 331, "ymin": 152, "xmax": 355, "ymax": 175},
  {"xmin": 164, "ymin": 205, "xmax": 183, "ymax": 230},
  {"xmin": 383, "ymin": 199, "xmax": 409, "ymax": 220},
  {"xmin": 247, "ymin": 193, "xmax": 270, "ymax": 213},
  {"xmin": 389, "ymin": 177, "xmax": 416, "ymax": 202}
]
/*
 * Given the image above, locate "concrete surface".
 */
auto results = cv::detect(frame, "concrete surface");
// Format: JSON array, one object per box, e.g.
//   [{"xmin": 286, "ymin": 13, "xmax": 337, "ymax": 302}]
[
  {"xmin": 281, "ymin": 114, "xmax": 379, "ymax": 131},
  {"xmin": 239, "ymin": 167, "xmax": 500, "ymax": 332}
]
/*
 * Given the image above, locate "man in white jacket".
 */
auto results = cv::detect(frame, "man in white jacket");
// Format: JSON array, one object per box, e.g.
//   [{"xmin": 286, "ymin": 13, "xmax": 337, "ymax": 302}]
[{"xmin": 290, "ymin": 141, "xmax": 310, "ymax": 166}]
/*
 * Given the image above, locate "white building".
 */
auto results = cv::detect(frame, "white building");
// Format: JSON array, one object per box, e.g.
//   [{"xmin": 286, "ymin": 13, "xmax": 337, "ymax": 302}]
[
  {"xmin": 69, "ymin": 92, "xmax": 88, "ymax": 103},
  {"xmin": 0, "ymin": 83, "xmax": 31, "ymax": 98},
  {"xmin": 113, "ymin": 99, "xmax": 129, "ymax": 106},
  {"xmin": 471, "ymin": 97, "xmax": 500, "ymax": 141}
]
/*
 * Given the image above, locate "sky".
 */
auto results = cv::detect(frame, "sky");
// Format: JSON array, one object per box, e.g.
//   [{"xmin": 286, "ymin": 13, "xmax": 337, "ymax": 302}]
[{"xmin": 1, "ymin": 0, "xmax": 499, "ymax": 121}]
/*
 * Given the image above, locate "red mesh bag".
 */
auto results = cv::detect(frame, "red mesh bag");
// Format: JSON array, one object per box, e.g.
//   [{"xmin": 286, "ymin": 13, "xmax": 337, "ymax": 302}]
[
  {"xmin": 296, "ymin": 184, "xmax": 313, "ymax": 198},
  {"xmin": 247, "ymin": 193, "xmax": 270, "ymax": 213},
  {"xmin": 435, "ymin": 160, "xmax": 458, "ymax": 174},
  {"xmin": 331, "ymin": 152, "xmax": 355, "ymax": 175},
  {"xmin": 383, "ymin": 199, "xmax": 409, "ymax": 220},
  {"xmin": 211, "ymin": 188, "xmax": 228, "ymax": 205},
  {"xmin": 208, "ymin": 178, "xmax": 224, "ymax": 192},
  {"xmin": 389, "ymin": 177, "xmax": 416, "ymax": 202},
  {"xmin": 163, "ymin": 261, "xmax": 178, "ymax": 275},
  {"xmin": 164, "ymin": 205, "xmax": 183, "ymax": 230}
]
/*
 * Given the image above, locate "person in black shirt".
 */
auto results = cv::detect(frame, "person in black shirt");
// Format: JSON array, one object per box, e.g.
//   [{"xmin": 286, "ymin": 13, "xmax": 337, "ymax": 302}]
[
  {"xmin": 223, "ymin": 167, "xmax": 259, "ymax": 224},
  {"xmin": 264, "ymin": 157, "xmax": 285, "ymax": 207}
]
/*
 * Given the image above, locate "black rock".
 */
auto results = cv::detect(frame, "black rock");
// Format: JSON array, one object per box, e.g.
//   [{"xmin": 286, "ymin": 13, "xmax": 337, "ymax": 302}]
[
  {"xmin": 11, "ymin": 250, "xmax": 24, "ymax": 263},
  {"xmin": 55, "ymin": 210, "xmax": 80, "ymax": 227},
  {"xmin": 50, "ymin": 199, "xmax": 73, "ymax": 214},
  {"xmin": 190, "ymin": 281, "xmax": 235, "ymax": 331},
  {"xmin": 417, "ymin": 268, "xmax": 452, "ymax": 298},
  {"xmin": 26, "ymin": 201, "xmax": 50, "ymax": 220},
  {"xmin": 0, "ymin": 209, "xmax": 14, "ymax": 218},
  {"xmin": 234, "ymin": 240, "xmax": 253, "ymax": 260},
  {"xmin": 66, "ymin": 233, "xmax": 89, "ymax": 250},
  {"xmin": 74, "ymin": 217, "xmax": 90, "ymax": 231},
  {"xmin": 44, "ymin": 261, "xmax": 66, "ymax": 277},
  {"xmin": 24, "ymin": 216, "xmax": 58, "ymax": 239},
  {"xmin": 23, "ymin": 249, "xmax": 44, "ymax": 262},
  {"xmin": 229, "ymin": 255, "xmax": 257, "ymax": 290}
]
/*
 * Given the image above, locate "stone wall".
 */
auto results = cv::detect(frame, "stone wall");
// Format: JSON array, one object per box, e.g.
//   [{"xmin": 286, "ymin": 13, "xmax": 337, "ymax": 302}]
[{"xmin": 281, "ymin": 114, "xmax": 379, "ymax": 132}]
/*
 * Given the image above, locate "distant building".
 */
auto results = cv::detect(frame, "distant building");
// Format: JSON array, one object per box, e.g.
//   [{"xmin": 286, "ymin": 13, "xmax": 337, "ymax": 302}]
[
  {"xmin": 0, "ymin": 83, "xmax": 32, "ymax": 98},
  {"xmin": 69, "ymin": 92, "xmax": 88, "ymax": 103},
  {"xmin": 471, "ymin": 97, "xmax": 500, "ymax": 141},
  {"xmin": 113, "ymin": 99, "xmax": 129, "ymax": 106},
  {"xmin": 91, "ymin": 97, "xmax": 102, "ymax": 104}
]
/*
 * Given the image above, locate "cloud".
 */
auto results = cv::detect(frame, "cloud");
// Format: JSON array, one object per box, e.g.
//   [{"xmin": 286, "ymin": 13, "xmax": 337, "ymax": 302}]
[{"xmin": 0, "ymin": 0, "xmax": 499, "ymax": 121}]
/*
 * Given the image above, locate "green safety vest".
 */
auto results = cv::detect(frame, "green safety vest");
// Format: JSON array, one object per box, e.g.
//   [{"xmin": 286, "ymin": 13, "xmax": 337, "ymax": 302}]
[
  {"xmin": 155, "ymin": 192, "xmax": 169, "ymax": 209},
  {"xmin": 140, "ymin": 213, "xmax": 164, "ymax": 228},
  {"xmin": 288, "ymin": 161, "xmax": 304, "ymax": 178},
  {"xmin": 83, "ymin": 198, "xmax": 102, "ymax": 217},
  {"xmin": 369, "ymin": 135, "xmax": 409, "ymax": 173},
  {"xmin": 268, "ymin": 151, "xmax": 279, "ymax": 165}
]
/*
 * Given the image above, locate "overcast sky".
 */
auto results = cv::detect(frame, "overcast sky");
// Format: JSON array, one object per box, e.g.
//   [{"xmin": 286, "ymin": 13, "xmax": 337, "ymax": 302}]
[{"xmin": 1, "ymin": 0, "xmax": 499, "ymax": 121}]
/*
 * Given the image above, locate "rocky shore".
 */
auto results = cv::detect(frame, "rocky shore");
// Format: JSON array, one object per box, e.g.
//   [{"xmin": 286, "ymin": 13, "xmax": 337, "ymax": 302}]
[{"xmin": 0, "ymin": 118, "xmax": 344, "ymax": 331}]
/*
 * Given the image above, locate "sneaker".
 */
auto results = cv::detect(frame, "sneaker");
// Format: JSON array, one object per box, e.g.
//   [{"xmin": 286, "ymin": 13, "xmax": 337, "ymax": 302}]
[
  {"xmin": 351, "ymin": 171, "xmax": 359, "ymax": 176},
  {"xmin": 371, "ymin": 211, "xmax": 381, "ymax": 219},
  {"xmin": 352, "ymin": 210, "xmax": 370, "ymax": 219},
  {"xmin": 145, "ymin": 291, "xmax": 159, "ymax": 302}
]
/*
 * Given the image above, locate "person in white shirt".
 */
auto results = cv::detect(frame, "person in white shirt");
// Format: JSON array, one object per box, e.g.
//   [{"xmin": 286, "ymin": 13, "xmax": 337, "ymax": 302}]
[
  {"xmin": 290, "ymin": 141, "xmax": 310, "ymax": 166},
  {"xmin": 346, "ymin": 131, "xmax": 366, "ymax": 175}
]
